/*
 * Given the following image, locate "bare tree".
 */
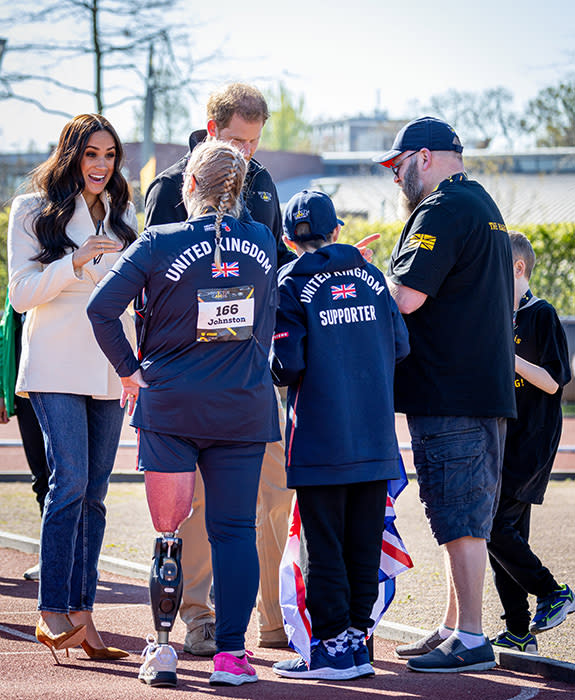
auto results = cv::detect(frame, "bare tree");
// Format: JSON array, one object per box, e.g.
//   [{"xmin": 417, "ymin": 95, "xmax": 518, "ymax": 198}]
[
  {"xmin": 428, "ymin": 88, "xmax": 474, "ymax": 135},
  {"xmin": 132, "ymin": 41, "xmax": 203, "ymax": 144},
  {"xmin": 0, "ymin": 0, "xmax": 218, "ymax": 124},
  {"xmin": 521, "ymin": 77, "xmax": 575, "ymax": 147},
  {"xmin": 426, "ymin": 87, "xmax": 519, "ymax": 149}
]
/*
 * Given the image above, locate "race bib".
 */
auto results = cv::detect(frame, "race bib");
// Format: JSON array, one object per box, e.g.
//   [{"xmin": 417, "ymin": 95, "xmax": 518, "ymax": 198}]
[{"xmin": 197, "ymin": 285, "xmax": 254, "ymax": 342}]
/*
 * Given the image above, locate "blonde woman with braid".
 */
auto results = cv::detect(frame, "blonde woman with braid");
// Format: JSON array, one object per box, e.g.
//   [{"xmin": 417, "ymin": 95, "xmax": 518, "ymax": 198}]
[
  {"xmin": 146, "ymin": 83, "xmax": 293, "ymax": 658},
  {"xmin": 87, "ymin": 140, "xmax": 279, "ymax": 688}
]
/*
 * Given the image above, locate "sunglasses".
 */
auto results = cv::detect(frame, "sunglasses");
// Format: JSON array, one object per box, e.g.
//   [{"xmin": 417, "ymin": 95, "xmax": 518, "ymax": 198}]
[{"xmin": 391, "ymin": 150, "xmax": 420, "ymax": 177}]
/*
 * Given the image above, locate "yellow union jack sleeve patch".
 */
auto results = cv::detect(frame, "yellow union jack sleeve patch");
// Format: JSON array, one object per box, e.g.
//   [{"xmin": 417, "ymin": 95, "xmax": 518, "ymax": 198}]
[{"xmin": 406, "ymin": 233, "xmax": 437, "ymax": 251}]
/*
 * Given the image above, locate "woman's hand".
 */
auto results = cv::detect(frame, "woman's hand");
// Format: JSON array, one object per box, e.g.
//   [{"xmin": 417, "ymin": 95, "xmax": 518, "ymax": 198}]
[
  {"xmin": 72, "ymin": 235, "xmax": 122, "ymax": 272},
  {"xmin": 120, "ymin": 369, "xmax": 149, "ymax": 416}
]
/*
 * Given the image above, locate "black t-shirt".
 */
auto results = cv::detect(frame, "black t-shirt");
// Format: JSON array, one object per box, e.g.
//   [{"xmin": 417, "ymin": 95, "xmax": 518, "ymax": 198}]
[
  {"xmin": 388, "ymin": 174, "xmax": 516, "ymax": 418},
  {"xmin": 502, "ymin": 296, "xmax": 571, "ymax": 504}
]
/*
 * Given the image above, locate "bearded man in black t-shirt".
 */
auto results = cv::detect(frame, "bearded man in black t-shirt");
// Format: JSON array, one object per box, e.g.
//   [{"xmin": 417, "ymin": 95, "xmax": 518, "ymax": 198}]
[
  {"xmin": 487, "ymin": 231, "xmax": 573, "ymax": 654},
  {"xmin": 373, "ymin": 117, "xmax": 516, "ymax": 674}
]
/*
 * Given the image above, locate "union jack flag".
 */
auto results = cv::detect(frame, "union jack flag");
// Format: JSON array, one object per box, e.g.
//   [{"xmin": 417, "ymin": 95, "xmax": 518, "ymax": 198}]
[
  {"xmin": 331, "ymin": 283, "xmax": 356, "ymax": 300},
  {"xmin": 279, "ymin": 458, "xmax": 412, "ymax": 663},
  {"xmin": 211, "ymin": 261, "xmax": 239, "ymax": 278}
]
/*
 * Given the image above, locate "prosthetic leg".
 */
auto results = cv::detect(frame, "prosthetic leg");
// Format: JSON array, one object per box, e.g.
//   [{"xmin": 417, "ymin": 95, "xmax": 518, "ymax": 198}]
[
  {"xmin": 138, "ymin": 471, "xmax": 196, "ymax": 688},
  {"xmin": 149, "ymin": 536, "xmax": 183, "ymax": 642}
]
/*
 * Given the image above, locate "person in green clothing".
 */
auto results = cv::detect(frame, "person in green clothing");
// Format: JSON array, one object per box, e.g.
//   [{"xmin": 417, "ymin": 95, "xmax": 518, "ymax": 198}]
[{"xmin": 0, "ymin": 290, "xmax": 50, "ymax": 579}]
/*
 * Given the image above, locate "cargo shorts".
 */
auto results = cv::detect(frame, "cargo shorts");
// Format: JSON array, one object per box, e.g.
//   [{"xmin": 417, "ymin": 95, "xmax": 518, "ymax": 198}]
[{"xmin": 407, "ymin": 415, "xmax": 506, "ymax": 545}]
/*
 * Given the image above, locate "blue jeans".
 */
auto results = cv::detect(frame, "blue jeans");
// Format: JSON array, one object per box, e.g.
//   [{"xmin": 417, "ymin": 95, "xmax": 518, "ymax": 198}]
[{"xmin": 29, "ymin": 392, "xmax": 124, "ymax": 613}]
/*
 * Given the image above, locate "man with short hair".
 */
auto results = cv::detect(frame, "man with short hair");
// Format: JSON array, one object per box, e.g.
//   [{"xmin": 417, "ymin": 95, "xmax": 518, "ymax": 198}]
[
  {"xmin": 145, "ymin": 82, "xmax": 295, "ymax": 655},
  {"xmin": 374, "ymin": 116, "xmax": 516, "ymax": 673}
]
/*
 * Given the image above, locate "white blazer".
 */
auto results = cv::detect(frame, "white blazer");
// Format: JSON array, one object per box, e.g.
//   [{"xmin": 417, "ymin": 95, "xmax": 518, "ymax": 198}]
[{"xmin": 8, "ymin": 192, "xmax": 138, "ymax": 399}]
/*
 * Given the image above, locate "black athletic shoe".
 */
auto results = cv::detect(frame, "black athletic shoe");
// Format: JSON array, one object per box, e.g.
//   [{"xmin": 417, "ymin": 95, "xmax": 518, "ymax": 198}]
[
  {"xmin": 530, "ymin": 584, "xmax": 575, "ymax": 634},
  {"xmin": 491, "ymin": 629, "xmax": 538, "ymax": 654}
]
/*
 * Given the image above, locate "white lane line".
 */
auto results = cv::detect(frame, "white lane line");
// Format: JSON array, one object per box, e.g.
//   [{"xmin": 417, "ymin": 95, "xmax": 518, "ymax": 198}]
[
  {"xmin": 509, "ymin": 689, "xmax": 540, "ymax": 700},
  {"xmin": 0, "ymin": 603, "xmax": 150, "ymax": 616},
  {"xmin": 0, "ymin": 623, "xmax": 36, "ymax": 642}
]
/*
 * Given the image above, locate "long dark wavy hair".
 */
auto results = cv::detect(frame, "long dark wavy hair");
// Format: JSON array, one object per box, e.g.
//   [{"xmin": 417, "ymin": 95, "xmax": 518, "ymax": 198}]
[{"xmin": 29, "ymin": 113, "xmax": 137, "ymax": 264}]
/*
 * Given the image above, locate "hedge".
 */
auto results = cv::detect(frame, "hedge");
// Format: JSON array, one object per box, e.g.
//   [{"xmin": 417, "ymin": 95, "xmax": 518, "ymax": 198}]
[
  {"xmin": 339, "ymin": 218, "xmax": 575, "ymax": 317},
  {"xmin": 1, "ymin": 207, "xmax": 574, "ymax": 316}
]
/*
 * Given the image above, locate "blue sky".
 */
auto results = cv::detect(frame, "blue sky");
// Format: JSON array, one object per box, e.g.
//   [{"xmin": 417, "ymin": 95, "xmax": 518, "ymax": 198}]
[{"xmin": 1, "ymin": 0, "xmax": 574, "ymax": 151}]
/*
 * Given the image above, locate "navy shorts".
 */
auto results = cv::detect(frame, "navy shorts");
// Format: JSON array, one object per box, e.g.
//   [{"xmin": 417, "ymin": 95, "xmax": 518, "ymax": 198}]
[
  {"xmin": 138, "ymin": 429, "xmax": 201, "ymax": 473},
  {"xmin": 137, "ymin": 429, "xmax": 266, "ymax": 475},
  {"xmin": 407, "ymin": 415, "xmax": 506, "ymax": 545}
]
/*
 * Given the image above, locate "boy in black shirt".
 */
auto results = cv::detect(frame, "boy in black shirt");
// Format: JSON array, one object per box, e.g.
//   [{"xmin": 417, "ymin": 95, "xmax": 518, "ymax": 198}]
[{"xmin": 488, "ymin": 231, "xmax": 573, "ymax": 653}]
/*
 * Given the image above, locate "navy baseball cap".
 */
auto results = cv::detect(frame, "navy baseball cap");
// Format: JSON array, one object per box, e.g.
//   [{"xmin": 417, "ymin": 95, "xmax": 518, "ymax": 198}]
[
  {"xmin": 373, "ymin": 116, "xmax": 463, "ymax": 167},
  {"xmin": 283, "ymin": 190, "xmax": 344, "ymax": 242}
]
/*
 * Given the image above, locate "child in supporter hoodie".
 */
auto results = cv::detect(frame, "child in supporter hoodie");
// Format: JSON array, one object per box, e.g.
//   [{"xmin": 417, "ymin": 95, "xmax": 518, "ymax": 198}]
[{"xmin": 270, "ymin": 190, "xmax": 409, "ymax": 682}]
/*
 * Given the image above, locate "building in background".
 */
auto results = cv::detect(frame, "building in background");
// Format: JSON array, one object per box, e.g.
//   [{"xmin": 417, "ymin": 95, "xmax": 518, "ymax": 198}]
[{"xmin": 310, "ymin": 112, "xmax": 406, "ymax": 153}]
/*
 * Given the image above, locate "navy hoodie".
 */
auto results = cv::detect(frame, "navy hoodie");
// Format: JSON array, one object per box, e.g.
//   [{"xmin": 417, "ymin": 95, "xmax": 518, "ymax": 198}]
[
  {"xmin": 88, "ymin": 214, "xmax": 280, "ymax": 444},
  {"xmin": 270, "ymin": 244, "xmax": 409, "ymax": 488}
]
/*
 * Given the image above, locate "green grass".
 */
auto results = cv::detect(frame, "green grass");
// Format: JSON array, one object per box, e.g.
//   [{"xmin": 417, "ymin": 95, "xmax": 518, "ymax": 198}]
[{"xmin": 563, "ymin": 402, "xmax": 575, "ymax": 417}]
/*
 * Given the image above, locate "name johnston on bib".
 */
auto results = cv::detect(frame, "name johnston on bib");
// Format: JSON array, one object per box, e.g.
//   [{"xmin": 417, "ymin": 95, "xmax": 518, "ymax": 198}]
[{"xmin": 207, "ymin": 315, "xmax": 247, "ymax": 326}]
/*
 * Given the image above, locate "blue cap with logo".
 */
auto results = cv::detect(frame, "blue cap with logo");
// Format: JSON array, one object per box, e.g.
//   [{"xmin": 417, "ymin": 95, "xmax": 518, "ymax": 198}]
[
  {"xmin": 283, "ymin": 190, "xmax": 344, "ymax": 242},
  {"xmin": 373, "ymin": 116, "xmax": 463, "ymax": 167}
]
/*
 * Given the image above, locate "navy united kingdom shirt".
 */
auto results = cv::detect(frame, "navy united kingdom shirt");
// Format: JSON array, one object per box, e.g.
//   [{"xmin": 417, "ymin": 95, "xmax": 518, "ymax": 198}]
[
  {"xmin": 270, "ymin": 243, "xmax": 410, "ymax": 488},
  {"xmin": 87, "ymin": 214, "xmax": 280, "ymax": 444},
  {"xmin": 388, "ymin": 173, "xmax": 516, "ymax": 419}
]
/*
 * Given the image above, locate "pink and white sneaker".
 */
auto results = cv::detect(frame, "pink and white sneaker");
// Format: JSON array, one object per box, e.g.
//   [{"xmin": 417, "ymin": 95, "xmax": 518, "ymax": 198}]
[{"xmin": 209, "ymin": 650, "xmax": 258, "ymax": 686}]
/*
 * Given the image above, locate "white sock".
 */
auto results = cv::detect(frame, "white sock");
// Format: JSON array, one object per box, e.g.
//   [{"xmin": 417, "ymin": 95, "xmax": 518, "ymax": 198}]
[
  {"xmin": 438, "ymin": 624, "xmax": 454, "ymax": 640},
  {"xmin": 225, "ymin": 649, "xmax": 245, "ymax": 658},
  {"xmin": 455, "ymin": 629, "xmax": 485, "ymax": 649}
]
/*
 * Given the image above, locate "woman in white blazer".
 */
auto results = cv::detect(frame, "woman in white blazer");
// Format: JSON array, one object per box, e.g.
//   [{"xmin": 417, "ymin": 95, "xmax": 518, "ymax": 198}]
[{"xmin": 7, "ymin": 114, "xmax": 138, "ymax": 662}]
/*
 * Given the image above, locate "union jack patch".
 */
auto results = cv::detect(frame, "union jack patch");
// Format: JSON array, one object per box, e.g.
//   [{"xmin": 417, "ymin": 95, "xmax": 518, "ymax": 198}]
[
  {"xmin": 406, "ymin": 233, "xmax": 436, "ymax": 251},
  {"xmin": 211, "ymin": 261, "xmax": 240, "ymax": 278},
  {"xmin": 331, "ymin": 283, "xmax": 357, "ymax": 300}
]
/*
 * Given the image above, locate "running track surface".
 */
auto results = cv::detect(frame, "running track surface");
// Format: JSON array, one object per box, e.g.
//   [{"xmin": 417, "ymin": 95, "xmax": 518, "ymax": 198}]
[{"xmin": 1, "ymin": 548, "xmax": 572, "ymax": 700}]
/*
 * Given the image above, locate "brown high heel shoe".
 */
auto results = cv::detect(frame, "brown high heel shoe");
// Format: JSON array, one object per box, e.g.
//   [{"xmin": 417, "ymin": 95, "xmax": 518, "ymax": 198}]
[
  {"xmin": 80, "ymin": 640, "xmax": 130, "ymax": 660},
  {"xmin": 35, "ymin": 618, "xmax": 86, "ymax": 665}
]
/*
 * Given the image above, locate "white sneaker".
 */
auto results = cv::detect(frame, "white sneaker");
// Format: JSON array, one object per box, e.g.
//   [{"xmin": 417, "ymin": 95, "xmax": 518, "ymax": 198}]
[
  {"xmin": 138, "ymin": 635, "xmax": 178, "ymax": 687},
  {"xmin": 23, "ymin": 563, "xmax": 40, "ymax": 581}
]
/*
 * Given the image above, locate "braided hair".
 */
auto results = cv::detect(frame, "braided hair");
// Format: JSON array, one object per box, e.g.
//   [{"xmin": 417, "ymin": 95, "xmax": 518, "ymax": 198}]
[{"xmin": 183, "ymin": 141, "xmax": 247, "ymax": 270}]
